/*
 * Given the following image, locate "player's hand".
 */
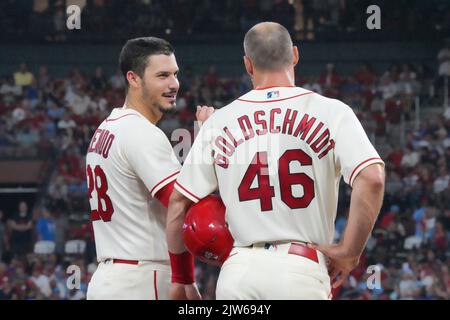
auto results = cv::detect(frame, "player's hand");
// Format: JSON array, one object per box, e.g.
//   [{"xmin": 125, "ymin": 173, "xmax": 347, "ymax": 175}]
[
  {"xmin": 185, "ymin": 283, "xmax": 202, "ymax": 300},
  {"xmin": 169, "ymin": 282, "xmax": 202, "ymax": 300},
  {"xmin": 308, "ymin": 243, "xmax": 360, "ymax": 289},
  {"xmin": 169, "ymin": 283, "xmax": 187, "ymax": 300},
  {"xmin": 196, "ymin": 105, "xmax": 215, "ymax": 124}
]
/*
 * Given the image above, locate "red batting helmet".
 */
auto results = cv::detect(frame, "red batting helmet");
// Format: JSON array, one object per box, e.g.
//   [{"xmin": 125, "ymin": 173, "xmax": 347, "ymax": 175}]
[{"xmin": 182, "ymin": 195, "xmax": 234, "ymax": 266}]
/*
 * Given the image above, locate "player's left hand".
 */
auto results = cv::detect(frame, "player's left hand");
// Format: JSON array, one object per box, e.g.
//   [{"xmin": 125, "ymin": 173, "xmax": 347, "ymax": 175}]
[
  {"xmin": 169, "ymin": 283, "xmax": 187, "ymax": 300},
  {"xmin": 185, "ymin": 283, "xmax": 202, "ymax": 300},
  {"xmin": 196, "ymin": 105, "xmax": 215, "ymax": 124},
  {"xmin": 169, "ymin": 282, "xmax": 202, "ymax": 300}
]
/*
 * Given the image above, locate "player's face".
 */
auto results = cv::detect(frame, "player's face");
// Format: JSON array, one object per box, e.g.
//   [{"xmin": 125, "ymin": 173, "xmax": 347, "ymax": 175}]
[{"xmin": 141, "ymin": 54, "xmax": 179, "ymax": 113}]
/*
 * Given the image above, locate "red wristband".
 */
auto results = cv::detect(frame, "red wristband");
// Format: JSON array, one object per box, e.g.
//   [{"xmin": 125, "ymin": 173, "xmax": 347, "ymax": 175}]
[{"xmin": 169, "ymin": 251, "xmax": 195, "ymax": 284}]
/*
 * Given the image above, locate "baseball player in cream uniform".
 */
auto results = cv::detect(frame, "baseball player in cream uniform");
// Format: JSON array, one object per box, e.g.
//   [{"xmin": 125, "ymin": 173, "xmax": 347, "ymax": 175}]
[
  {"xmin": 86, "ymin": 37, "xmax": 208, "ymax": 300},
  {"xmin": 166, "ymin": 22, "xmax": 385, "ymax": 300},
  {"xmin": 86, "ymin": 106, "xmax": 180, "ymax": 300}
]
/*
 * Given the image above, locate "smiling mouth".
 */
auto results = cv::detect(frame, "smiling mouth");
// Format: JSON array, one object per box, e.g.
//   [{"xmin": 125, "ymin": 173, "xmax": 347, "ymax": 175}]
[{"xmin": 162, "ymin": 92, "xmax": 177, "ymax": 100}]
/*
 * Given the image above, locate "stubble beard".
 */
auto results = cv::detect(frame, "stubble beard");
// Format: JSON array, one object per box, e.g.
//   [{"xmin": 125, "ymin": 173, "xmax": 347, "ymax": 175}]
[{"xmin": 142, "ymin": 82, "xmax": 176, "ymax": 115}]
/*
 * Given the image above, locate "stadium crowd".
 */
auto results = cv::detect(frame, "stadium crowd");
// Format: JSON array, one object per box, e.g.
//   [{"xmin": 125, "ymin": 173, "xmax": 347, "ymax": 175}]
[
  {"xmin": 1, "ymin": 0, "xmax": 449, "ymax": 43},
  {"xmin": 0, "ymin": 54, "xmax": 449, "ymax": 299}
]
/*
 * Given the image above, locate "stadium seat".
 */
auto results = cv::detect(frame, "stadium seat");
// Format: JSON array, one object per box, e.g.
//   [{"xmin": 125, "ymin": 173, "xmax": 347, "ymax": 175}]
[
  {"xmin": 65, "ymin": 240, "xmax": 87, "ymax": 254},
  {"xmin": 403, "ymin": 236, "xmax": 422, "ymax": 250},
  {"xmin": 33, "ymin": 240, "xmax": 56, "ymax": 255}
]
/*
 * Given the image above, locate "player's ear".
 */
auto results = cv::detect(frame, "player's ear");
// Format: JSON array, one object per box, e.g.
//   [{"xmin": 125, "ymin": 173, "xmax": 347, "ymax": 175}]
[
  {"xmin": 293, "ymin": 46, "xmax": 299, "ymax": 67},
  {"xmin": 243, "ymin": 55, "xmax": 254, "ymax": 77},
  {"xmin": 126, "ymin": 71, "xmax": 141, "ymax": 89}
]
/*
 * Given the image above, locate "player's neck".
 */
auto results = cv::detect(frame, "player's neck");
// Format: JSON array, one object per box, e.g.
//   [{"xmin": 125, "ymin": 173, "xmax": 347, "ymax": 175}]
[
  {"xmin": 124, "ymin": 95, "xmax": 162, "ymax": 124},
  {"xmin": 252, "ymin": 69, "xmax": 295, "ymax": 90}
]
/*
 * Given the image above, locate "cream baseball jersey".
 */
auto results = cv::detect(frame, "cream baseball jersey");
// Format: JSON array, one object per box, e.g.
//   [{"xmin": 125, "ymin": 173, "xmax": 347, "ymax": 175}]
[
  {"xmin": 86, "ymin": 106, "xmax": 180, "ymax": 262},
  {"xmin": 175, "ymin": 86, "xmax": 384, "ymax": 247}
]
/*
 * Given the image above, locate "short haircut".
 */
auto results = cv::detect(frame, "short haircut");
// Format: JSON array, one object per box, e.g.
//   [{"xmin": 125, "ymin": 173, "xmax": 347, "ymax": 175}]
[
  {"xmin": 243, "ymin": 22, "xmax": 293, "ymax": 71},
  {"xmin": 119, "ymin": 37, "xmax": 174, "ymax": 85}
]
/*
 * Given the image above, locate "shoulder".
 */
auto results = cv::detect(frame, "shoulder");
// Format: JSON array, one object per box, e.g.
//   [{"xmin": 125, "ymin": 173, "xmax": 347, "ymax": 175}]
[
  {"xmin": 308, "ymin": 91, "xmax": 351, "ymax": 111},
  {"xmin": 118, "ymin": 119, "xmax": 173, "ymax": 156},
  {"xmin": 116, "ymin": 114, "xmax": 168, "ymax": 141},
  {"xmin": 309, "ymin": 92, "xmax": 358, "ymax": 124}
]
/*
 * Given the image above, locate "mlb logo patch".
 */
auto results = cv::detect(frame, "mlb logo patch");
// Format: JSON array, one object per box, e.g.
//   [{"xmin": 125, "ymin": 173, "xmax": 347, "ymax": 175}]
[{"xmin": 267, "ymin": 90, "xmax": 280, "ymax": 99}]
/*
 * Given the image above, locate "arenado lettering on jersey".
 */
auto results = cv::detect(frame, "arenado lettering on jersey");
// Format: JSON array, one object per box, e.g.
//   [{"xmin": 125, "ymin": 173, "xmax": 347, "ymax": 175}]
[
  {"xmin": 87, "ymin": 128, "xmax": 115, "ymax": 158},
  {"xmin": 213, "ymin": 108, "xmax": 335, "ymax": 168}
]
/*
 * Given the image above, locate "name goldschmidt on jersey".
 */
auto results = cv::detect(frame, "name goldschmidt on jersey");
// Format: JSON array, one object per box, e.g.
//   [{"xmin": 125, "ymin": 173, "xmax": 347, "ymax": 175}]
[{"xmin": 187, "ymin": 104, "xmax": 336, "ymax": 168}]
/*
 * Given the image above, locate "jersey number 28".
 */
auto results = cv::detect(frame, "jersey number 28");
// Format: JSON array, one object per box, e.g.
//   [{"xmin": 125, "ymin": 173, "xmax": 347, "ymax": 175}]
[
  {"xmin": 87, "ymin": 165, "xmax": 114, "ymax": 222},
  {"xmin": 238, "ymin": 150, "xmax": 315, "ymax": 211}
]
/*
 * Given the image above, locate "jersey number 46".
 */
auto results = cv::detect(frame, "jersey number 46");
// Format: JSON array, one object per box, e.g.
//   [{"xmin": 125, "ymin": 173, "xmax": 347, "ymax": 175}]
[
  {"xmin": 87, "ymin": 165, "xmax": 114, "ymax": 222},
  {"xmin": 238, "ymin": 150, "xmax": 315, "ymax": 211}
]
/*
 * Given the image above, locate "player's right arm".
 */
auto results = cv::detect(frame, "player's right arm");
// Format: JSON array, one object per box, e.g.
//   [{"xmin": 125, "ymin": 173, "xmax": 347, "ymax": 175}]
[{"xmin": 123, "ymin": 121, "xmax": 181, "ymax": 198}]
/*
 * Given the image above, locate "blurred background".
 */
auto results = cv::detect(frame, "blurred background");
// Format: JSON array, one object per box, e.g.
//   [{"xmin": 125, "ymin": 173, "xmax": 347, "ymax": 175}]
[{"xmin": 0, "ymin": 0, "xmax": 449, "ymax": 300}]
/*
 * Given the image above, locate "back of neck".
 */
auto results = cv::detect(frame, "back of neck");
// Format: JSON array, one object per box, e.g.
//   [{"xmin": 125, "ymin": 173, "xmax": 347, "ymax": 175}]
[{"xmin": 252, "ymin": 69, "xmax": 295, "ymax": 90}]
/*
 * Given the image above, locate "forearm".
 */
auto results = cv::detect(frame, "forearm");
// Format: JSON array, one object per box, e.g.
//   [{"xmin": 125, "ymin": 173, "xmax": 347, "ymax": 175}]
[
  {"xmin": 166, "ymin": 189, "xmax": 192, "ymax": 254},
  {"xmin": 166, "ymin": 189, "xmax": 196, "ymax": 285},
  {"xmin": 342, "ymin": 165, "xmax": 385, "ymax": 257}
]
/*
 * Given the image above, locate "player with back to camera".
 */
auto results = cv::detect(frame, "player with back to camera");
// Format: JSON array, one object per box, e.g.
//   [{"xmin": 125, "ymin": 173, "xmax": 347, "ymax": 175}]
[{"xmin": 166, "ymin": 22, "xmax": 385, "ymax": 300}]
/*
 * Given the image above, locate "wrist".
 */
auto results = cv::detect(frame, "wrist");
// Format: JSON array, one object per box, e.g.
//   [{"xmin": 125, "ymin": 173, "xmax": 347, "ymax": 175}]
[
  {"xmin": 169, "ymin": 251, "xmax": 195, "ymax": 284},
  {"xmin": 339, "ymin": 240, "xmax": 363, "ymax": 259}
]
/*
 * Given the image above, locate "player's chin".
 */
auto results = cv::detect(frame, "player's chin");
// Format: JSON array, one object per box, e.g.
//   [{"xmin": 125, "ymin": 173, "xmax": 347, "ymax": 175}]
[{"xmin": 159, "ymin": 102, "xmax": 176, "ymax": 114}]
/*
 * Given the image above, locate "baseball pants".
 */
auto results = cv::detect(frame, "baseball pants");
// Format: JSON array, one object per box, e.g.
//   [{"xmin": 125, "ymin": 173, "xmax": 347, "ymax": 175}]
[
  {"xmin": 87, "ymin": 259, "xmax": 171, "ymax": 300},
  {"xmin": 216, "ymin": 242, "xmax": 332, "ymax": 300}
]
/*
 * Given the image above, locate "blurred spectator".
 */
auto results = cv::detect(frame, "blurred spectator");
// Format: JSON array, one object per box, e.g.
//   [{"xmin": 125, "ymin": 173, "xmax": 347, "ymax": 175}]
[
  {"xmin": 433, "ymin": 222, "xmax": 448, "ymax": 252},
  {"xmin": 48, "ymin": 176, "xmax": 69, "ymax": 213},
  {"xmin": 319, "ymin": 63, "xmax": 341, "ymax": 97},
  {"xmin": 25, "ymin": 79, "xmax": 40, "ymax": 108},
  {"xmin": 109, "ymin": 69, "xmax": 126, "ymax": 90},
  {"xmin": 17, "ymin": 127, "xmax": 40, "ymax": 150},
  {"xmin": 11, "ymin": 100, "xmax": 27, "ymax": 125},
  {"xmin": 52, "ymin": 2, "xmax": 66, "ymax": 42},
  {"xmin": 401, "ymin": 146, "xmax": 419, "ymax": 168},
  {"xmin": 53, "ymin": 210, "xmax": 69, "ymax": 255},
  {"xmin": 90, "ymin": 67, "xmax": 108, "ymax": 92},
  {"xmin": 0, "ymin": 76, "xmax": 22, "ymax": 101},
  {"xmin": 37, "ymin": 65, "xmax": 51, "ymax": 89},
  {"xmin": 64, "ymin": 85, "xmax": 91, "ymax": 115},
  {"xmin": 204, "ymin": 65, "xmax": 218, "ymax": 89},
  {"xmin": 36, "ymin": 209, "xmax": 56, "ymax": 242},
  {"xmin": 7, "ymin": 201, "xmax": 33, "ymax": 257},
  {"xmin": 398, "ymin": 269, "xmax": 420, "ymax": 299},
  {"xmin": 14, "ymin": 63, "xmax": 34, "ymax": 87},
  {"xmin": 379, "ymin": 73, "xmax": 399, "ymax": 100},
  {"xmin": 354, "ymin": 63, "xmax": 376, "ymax": 86},
  {"xmin": 57, "ymin": 114, "xmax": 76, "ymax": 133},
  {"xmin": 399, "ymin": 64, "xmax": 420, "ymax": 95},
  {"xmin": 303, "ymin": 77, "xmax": 323, "ymax": 95},
  {"xmin": 30, "ymin": 265, "xmax": 52, "ymax": 298},
  {"xmin": 437, "ymin": 39, "xmax": 450, "ymax": 77},
  {"xmin": 433, "ymin": 166, "xmax": 450, "ymax": 194}
]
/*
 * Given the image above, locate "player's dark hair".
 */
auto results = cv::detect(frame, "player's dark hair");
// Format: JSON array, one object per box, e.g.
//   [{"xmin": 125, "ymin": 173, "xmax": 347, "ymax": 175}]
[
  {"xmin": 119, "ymin": 37, "xmax": 174, "ymax": 87},
  {"xmin": 244, "ymin": 22, "xmax": 293, "ymax": 71}
]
